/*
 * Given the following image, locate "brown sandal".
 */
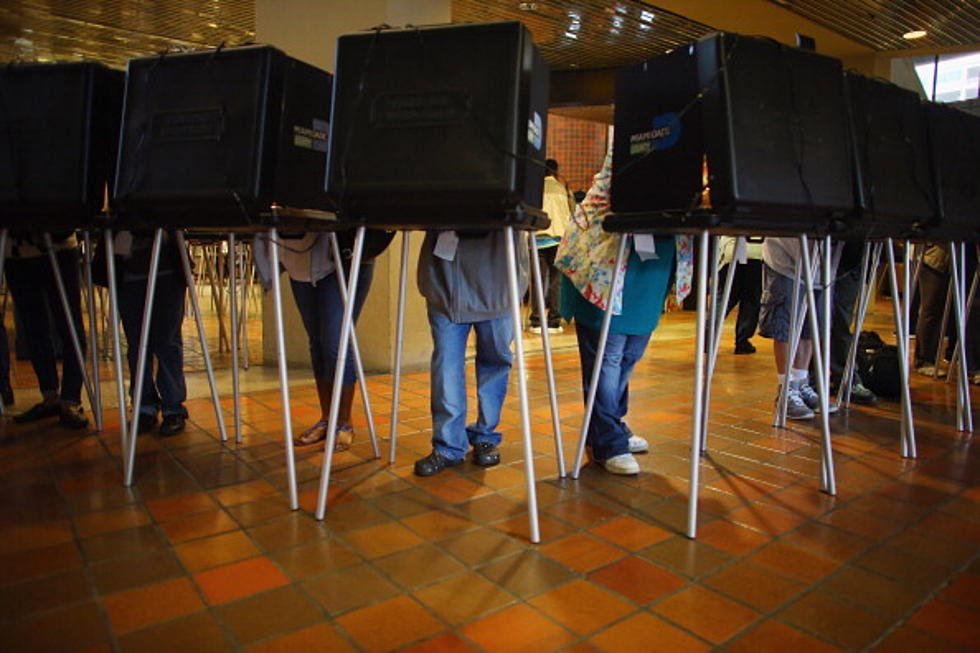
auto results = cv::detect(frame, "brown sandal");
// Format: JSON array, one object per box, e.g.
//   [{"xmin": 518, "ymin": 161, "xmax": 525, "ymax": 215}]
[
  {"xmin": 333, "ymin": 426, "xmax": 355, "ymax": 452},
  {"xmin": 295, "ymin": 421, "xmax": 328, "ymax": 446}
]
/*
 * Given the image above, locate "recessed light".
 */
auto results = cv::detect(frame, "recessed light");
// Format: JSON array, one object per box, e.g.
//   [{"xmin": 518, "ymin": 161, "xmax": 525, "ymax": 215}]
[
  {"xmin": 903, "ymin": 30, "xmax": 927, "ymax": 39},
  {"xmin": 518, "ymin": 2, "xmax": 537, "ymax": 11}
]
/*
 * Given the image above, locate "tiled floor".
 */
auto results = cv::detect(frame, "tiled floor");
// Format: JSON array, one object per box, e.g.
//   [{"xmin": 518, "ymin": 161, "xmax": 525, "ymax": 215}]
[{"xmin": 0, "ymin": 300, "xmax": 978, "ymax": 652}]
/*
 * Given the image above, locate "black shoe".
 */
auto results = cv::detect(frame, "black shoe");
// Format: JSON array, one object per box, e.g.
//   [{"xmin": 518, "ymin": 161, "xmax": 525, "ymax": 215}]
[
  {"xmin": 849, "ymin": 382, "xmax": 878, "ymax": 406},
  {"xmin": 0, "ymin": 385, "xmax": 13, "ymax": 406},
  {"xmin": 414, "ymin": 451, "xmax": 464, "ymax": 477},
  {"xmin": 471, "ymin": 442, "xmax": 501, "ymax": 468},
  {"xmin": 59, "ymin": 404, "xmax": 89, "ymax": 430},
  {"xmin": 13, "ymin": 401, "xmax": 60, "ymax": 424},
  {"xmin": 734, "ymin": 340, "xmax": 756, "ymax": 355},
  {"xmin": 159, "ymin": 414, "xmax": 186, "ymax": 437},
  {"xmin": 136, "ymin": 413, "xmax": 158, "ymax": 434}
]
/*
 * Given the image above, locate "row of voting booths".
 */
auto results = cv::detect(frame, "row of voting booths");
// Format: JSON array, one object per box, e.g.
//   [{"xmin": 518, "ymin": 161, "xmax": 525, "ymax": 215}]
[{"xmin": 1, "ymin": 23, "xmax": 977, "ymax": 543}]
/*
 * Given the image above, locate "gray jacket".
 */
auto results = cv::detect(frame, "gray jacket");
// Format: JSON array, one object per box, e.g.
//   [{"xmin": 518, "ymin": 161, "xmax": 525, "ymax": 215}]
[{"xmin": 417, "ymin": 230, "xmax": 528, "ymax": 323}]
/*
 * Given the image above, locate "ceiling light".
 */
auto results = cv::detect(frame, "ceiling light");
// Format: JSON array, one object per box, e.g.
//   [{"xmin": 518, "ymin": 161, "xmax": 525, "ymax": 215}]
[
  {"xmin": 518, "ymin": 2, "xmax": 537, "ymax": 11},
  {"xmin": 903, "ymin": 30, "xmax": 927, "ymax": 39}
]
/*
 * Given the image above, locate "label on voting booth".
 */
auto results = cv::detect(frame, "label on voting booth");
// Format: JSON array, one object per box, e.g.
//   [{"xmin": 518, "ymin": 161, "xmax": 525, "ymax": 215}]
[
  {"xmin": 735, "ymin": 237, "xmax": 748, "ymax": 264},
  {"xmin": 634, "ymin": 234, "xmax": 658, "ymax": 260},
  {"xmin": 434, "ymin": 230, "xmax": 459, "ymax": 261},
  {"xmin": 114, "ymin": 231, "xmax": 133, "ymax": 257}
]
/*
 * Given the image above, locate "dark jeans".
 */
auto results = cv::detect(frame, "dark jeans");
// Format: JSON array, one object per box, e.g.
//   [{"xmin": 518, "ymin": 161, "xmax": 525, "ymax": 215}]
[
  {"xmin": 290, "ymin": 262, "xmax": 373, "ymax": 385},
  {"xmin": 575, "ymin": 322, "xmax": 651, "ymax": 462},
  {"xmin": 6, "ymin": 248, "xmax": 85, "ymax": 404},
  {"xmin": 829, "ymin": 265, "xmax": 862, "ymax": 386},
  {"xmin": 915, "ymin": 263, "xmax": 980, "ymax": 370},
  {"xmin": 118, "ymin": 271, "xmax": 188, "ymax": 417},
  {"xmin": 529, "ymin": 246, "xmax": 561, "ymax": 325},
  {"xmin": 715, "ymin": 259, "xmax": 762, "ymax": 345}
]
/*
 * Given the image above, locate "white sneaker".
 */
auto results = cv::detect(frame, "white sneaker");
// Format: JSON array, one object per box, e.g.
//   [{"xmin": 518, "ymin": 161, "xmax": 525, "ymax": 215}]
[
  {"xmin": 779, "ymin": 385, "xmax": 815, "ymax": 420},
  {"xmin": 795, "ymin": 381, "xmax": 838, "ymax": 414},
  {"xmin": 600, "ymin": 453, "xmax": 640, "ymax": 475},
  {"xmin": 628, "ymin": 434, "xmax": 649, "ymax": 453}
]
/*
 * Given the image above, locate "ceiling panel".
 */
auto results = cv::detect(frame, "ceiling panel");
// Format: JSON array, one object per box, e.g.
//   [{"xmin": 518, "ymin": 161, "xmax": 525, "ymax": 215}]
[{"xmin": 763, "ymin": 0, "xmax": 980, "ymax": 52}]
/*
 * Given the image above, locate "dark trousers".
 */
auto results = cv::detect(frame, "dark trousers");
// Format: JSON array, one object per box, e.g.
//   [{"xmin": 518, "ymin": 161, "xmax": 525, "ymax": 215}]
[
  {"xmin": 716, "ymin": 259, "xmax": 762, "ymax": 345},
  {"xmin": 118, "ymin": 272, "xmax": 188, "ymax": 417},
  {"xmin": 290, "ymin": 263, "xmax": 373, "ymax": 385},
  {"xmin": 829, "ymin": 265, "xmax": 862, "ymax": 385},
  {"xmin": 6, "ymin": 249, "xmax": 85, "ymax": 404},
  {"xmin": 529, "ymin": 246, "xmax": 561, "ymax": 325},
  {"xmin": 915, "ymin": 263, "xmax": 980, "ymax": 370}
]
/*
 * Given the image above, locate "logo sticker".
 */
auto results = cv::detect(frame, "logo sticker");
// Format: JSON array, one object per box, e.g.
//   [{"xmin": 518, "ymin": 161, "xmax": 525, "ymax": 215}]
[
  {"xmin": 527, "ymin": 111, "xmax": 543, "ymax": 150},
  {"xmin": 628, "ymin": 112, "xmax": 681, "ymax": 155},
  {"xmin": 293, "ymin": 118, "xmax": 328, "ymax": 152}
]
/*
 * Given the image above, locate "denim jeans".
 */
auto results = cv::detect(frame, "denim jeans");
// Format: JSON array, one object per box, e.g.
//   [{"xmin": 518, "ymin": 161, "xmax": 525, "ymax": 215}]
[
  {"xmin": 575, "ymin": 322, "xmax": 651, "ymax": 461},
  {"xmin": 5, "ymin": 248, "xmax": 85, "ymax": 404},
  {"xmin": 290, "ymin": 262, "xmax": 373, "ymax": 386},
  {"xmin": 427, "ymin": 308, "xmax": 513, "ymax": 461},
  {"xmin": 118, "ymin": 271, "xmax": 188, "ymax": 417}
]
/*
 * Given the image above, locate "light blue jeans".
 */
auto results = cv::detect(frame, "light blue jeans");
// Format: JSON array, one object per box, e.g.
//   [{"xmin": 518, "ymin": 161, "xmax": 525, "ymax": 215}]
[{"xmin": 427, "ymin": 309, "xmax": 514, "ymax": 461}]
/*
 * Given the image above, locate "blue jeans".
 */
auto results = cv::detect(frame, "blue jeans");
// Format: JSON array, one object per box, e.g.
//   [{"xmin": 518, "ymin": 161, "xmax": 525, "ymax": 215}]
[
  {"xmin": 575, "ymin": 323, "xmax": 651, "ymax": 461},
  {"xmin": 290, "ymin": 262, "xmax": 373, "ymax": 386},
  {"xmin": 5, "ymin": 248, "xmax": 86, "ymax": 404},
  {"xmin": 118, "ymin": 271, "xmax": 188, "ymax": 417},
  {"xmin": 427, "ymin": 309, "xmax": 513, "ymax": 461}
]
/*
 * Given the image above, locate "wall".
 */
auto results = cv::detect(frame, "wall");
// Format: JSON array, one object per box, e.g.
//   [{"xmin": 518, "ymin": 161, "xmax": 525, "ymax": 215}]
[{"xmin": 545, "ymin": 114, "xmax": 609, "ymax": 196}]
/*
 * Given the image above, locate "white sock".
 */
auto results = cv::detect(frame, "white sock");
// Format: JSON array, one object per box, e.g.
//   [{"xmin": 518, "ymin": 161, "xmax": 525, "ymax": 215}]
[
  {"xmin": 791, "ymin": 368, "xmax": 809, "ymax": 383},
  {"xmin": 777, "ymin": 373, "xmax": 787, "ymax": 386}
]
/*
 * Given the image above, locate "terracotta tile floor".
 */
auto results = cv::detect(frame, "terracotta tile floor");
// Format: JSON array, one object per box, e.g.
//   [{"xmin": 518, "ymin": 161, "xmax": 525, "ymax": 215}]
[{"xmin": 0, "ymin": 300, "xmax": 978, "ymax": 652}]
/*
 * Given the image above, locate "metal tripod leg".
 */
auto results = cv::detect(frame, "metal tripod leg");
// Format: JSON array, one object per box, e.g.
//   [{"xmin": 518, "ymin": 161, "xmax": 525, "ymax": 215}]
[
  {"xmin": 775, "ymin": 255, "xmax": 806, "ymax": 427},
  {"xmin": 83, "ymin": 232, "xmax": 103, "ymax": 431},
  {"xmin": 504, "ymin": 227, "xmax": 540, "ymax": 543},
  {"xmin": 124, "ymin": 229, "xmax": 163, "ymax": 486},
  {"xmin": 316, "ymin": 227, "xmax": 366, "ymax": 520},
  {"xmin": 884, "ymin": 238, "xmax": 917, "ymax": 458},
  {"xmin": 949, "ymin": 242, "xmax": 974, "ymax": 433},
  {"xmin": 265, "ymin": 228, "xmax": 298, "ymax": 509},
  {"xmin": 701, "ymin": 236, "xmax": 740, "ymax": 452},
  {"xmin": 687, "ymin": 230, "xmax": 710, "ymax": 539},
  {"xmin": 799, "ymin": 235, "xmax": 836, "ymax": 495},
  {"xmin": 388, "ymin": 232, "xmax": 411, "ymax": 464},
  {"xmin": 327, "ymin": 232, "xmax": 379, "ymax": 459},
  {"xmin": 104, "ymin": 231, "xmax": 128, "ymax": 471},
  {"xmin": 527, "ymin": 232, "xmax": 565, "ymax": 477},
  {"xmin": 571, "ymin": 233, "xmax": 628, "ymax": 479},
  {"xmin": 228, "ymin": 233, "xmax": 242, "ymax": 444}
]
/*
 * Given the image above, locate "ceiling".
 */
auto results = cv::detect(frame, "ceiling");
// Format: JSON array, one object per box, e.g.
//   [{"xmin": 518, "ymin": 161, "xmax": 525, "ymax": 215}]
[{"xmin": 0, "ymin": 0, "xmax": 977, "ymax": 72}]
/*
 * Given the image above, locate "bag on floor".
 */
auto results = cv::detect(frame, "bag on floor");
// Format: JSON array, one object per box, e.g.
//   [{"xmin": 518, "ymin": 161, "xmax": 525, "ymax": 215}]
[{"xmin": 867, "ymin": 345, "xmax": 901, "ymax": 398}]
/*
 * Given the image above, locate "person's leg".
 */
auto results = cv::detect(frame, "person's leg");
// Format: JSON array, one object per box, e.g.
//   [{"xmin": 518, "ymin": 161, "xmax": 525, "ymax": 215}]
[
  {"xmin": 541, "ymin": 246, "xmax": 561, "ymax": 327},
  {"xmin": 148, "ymin": 273, "xmax": 188, "ymax": 433},
  {"xmin": 529, "ymin": 247, "xmax": 547, "ymax": 327},
  {"xmin": 0, "ymin": 320, "xmax": 11, "ymax": 405},
  {"xmin": 759, "ymin": 264, "xmax": 813, "ymax": 419},
  {"xmin": 734, "ymin": 259, "xmax": 762, "ymax": 351},
  {"xmin": 914, "ymin": 265, "xmax": 947, "ymax": 368},
  {"xmin": 427, "ymin": 308, "xmax": 471, "ymax": 461},
  {"xmin": 118, "ymin": 278, "xmax": 163, "ymax": 414},
  {"xmin": 50, "ymin": 248, "xmax": 86, "ymax": 407},
  {"xmin": 466, "ymin": 314, "xmax": 514, "ymax": 462},
  {"xmin": 7, "ymin": 258, "xmax": 58, "ymax": 396},
  {"xmin": 575, "ymin": 323, "xmax": 637, "ymax": 462}
]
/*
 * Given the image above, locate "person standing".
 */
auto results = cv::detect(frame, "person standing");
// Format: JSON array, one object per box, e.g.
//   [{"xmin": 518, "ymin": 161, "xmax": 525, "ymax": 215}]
[{"xmin": 529, "ymin": 158, "xmax": 574, "ymax": 333}]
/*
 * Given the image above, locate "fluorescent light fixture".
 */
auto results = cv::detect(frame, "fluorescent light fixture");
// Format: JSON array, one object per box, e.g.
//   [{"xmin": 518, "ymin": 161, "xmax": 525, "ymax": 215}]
[{"xmin": 903, "ymin": 30, "xmax": 928, "ymax": 39}]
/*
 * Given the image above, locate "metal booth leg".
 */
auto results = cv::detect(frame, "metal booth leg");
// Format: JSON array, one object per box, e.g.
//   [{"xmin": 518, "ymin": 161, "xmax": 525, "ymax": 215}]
[
  {"xmin": 327, "ymin": 232, "xmax": 379, "ymax": 458},
  {"xmin": 504, "ymin": 226, "xmax": 540, "ymax": 543},
  {"xmin": 315, "ymin": 227, "xmax": 365, "ymax": 520},
  {"xmin": 701, "ymin": 236, "xmax": 741, "ymax": 452},
  {"xmin": 949, "ymin": 242, "xmax": 974, "ymax": 433},
  {"xmin": 124, "ymin": 228, "xmax": 163, "ymax": 486},
  {"xmin": 884, "ymin": 238, "xmax": 917, "ymax": 458},
  {"xmin": 83, "ymin": 232, "xmax": 103, "ymax": 431},
  {"xmin": 571, "ymin": 233, "xmax": 628, "ymax": 479},
  {"xmin": 266, "ymin": 227, "xmax": 299, "ymax": 509},
  {"xmin": 686, "ymin": 229, "xmax": 710, "ymax": 539},
  {"xmin": 175, "ymin": 232, "xmax": 228, "ymax": 444},
  {"xmin": 104, "ymin": 231, "xmax": 129, "ymax": 470},
  {"xmin": 0, "ymin": 229, "xmax": 7, "ymax": 417},
  {"xmin": 527, "ymin": 231, "xmax": 565, "ymax": 478},
  {"xmin": 388, "ymin": 231, "xmax": 411, "ymax": 464},
  {"xmin": 228, "ymin": 233, "xmax": 242, "ymax": 444},
  {"xmin": 43, "ymin": 232, "xmax": 97, "ymax": 417},
  {"xmin": 774, "ymin": 255, "xmax": 806, "ymax": 427}
]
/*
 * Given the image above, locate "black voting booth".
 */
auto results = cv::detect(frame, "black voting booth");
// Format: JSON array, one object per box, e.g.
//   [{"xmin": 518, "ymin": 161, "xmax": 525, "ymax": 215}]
[
  {"xmin": 113, "ymin": 45, "xmax": 334, "ymax": 231},
  {"xmin": 608, "ymin": 33, "xmax": 854, "ymax": 236},
  {"xmin": 319, "ymin": 21, "xmax": 555, "ymax": 543},
  {"xmin": 0, "ymin": 61, "xmax": 124, "ymax": 428},
  {"xmin": 326, "ymin": 21, "xmax": 550, "ymax": 230},
  {"xmin": 0, "ymin": 62, "xmax": 123, "ymax": 229},
  {"xmin": 925, "ymin": 102, "xmax": 980, "ymax": 242}
]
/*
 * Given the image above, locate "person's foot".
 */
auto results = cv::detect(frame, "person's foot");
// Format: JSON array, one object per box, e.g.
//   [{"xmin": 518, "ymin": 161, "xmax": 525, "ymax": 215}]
[
  {"xmin": 59, "ymin": 404, "xmax": 88, "ymax": 430},
  {"xmin": 779, "ymin": 385, "xmax": 815, "ymax": 420},
  {"xmin": 734, "ymin": 340, "xmax": 756, "ymax": 355},
  {"xmin": 471, "ymin": 442, "xmax": 501, "ymax": 467},
  {"xmin": 628, "ymin": 434, "xmax": 649, "ymax": 453},
  {"xmin": 546, "ymin": 318, "xmax": 563, "ymax": 334},
  {"xmin": 796, "ymin": 382, "xmax": 839, "ymax": 414},
  {"xmin": 414, "ymin": 450, "xmax": 464, "ymax": 477},
  {"xmin": 159, "ymin": 414, "xmax": 186, "ymax": 437},
  {"xmin": 333, "ymin": 425, "xmax": 355, "ymax": 452},
  {"xmin": 915, "ymin": 363, "xmax": 947, "ymax": 377},
  {"xmin": 295, "ymin": 421, "xmax": 329, "ymax": 446},
  {"xmin": 599, "ymin": 453, "xmax": 640, "ymax": 475},
  {"xmin": 13, "ymin": 401, "xmax": 59, "ymax": 424},
  {"xmin": 0, "ymin": 385, "xmax": 13, "ymax": 406},
  {"xmin": 848, "ymin": 381, "xmax": 878, "ymax": 405},
  {"xmin": 137, "ymin": 412, "xmax": 157, "ymax": 434}
]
